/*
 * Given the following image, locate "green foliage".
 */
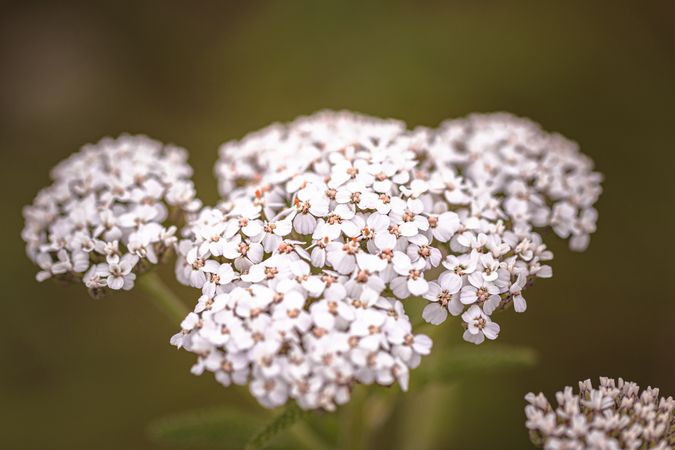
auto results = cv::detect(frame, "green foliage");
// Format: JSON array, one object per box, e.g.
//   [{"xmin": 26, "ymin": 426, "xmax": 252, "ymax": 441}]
[
  {"xmin": 245, "ymin": 403, "xmax": 308, "ymax": 450},
  {"xmin": 147, "ymin": 403, "xmax": 323, "ymax": 450},
  {"xmin": 415, "ymin": 343, "xmax": 539, "ymax": 386},
  {"xmin": 147, "ymin": 407, "xmax": 266, "ymax": 449}
]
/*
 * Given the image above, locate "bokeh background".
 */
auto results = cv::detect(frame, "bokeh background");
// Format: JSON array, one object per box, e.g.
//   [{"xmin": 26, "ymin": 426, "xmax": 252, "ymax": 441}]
[{"xmin": 1, "ymin": 1, "xmax": 674, "ymax": 449}]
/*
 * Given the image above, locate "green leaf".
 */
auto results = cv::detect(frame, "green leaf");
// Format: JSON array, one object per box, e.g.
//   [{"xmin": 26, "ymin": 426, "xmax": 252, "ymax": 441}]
[
  {"xmin": 441, "ymin": 343, "xmax": 538, "ymax": 375},
  {"xmin": 245, "ymin": 403, "xmax": 308, "ymax": 450},
  {"xmin": 147, "ymin": 407, "xmax": 266, "ymax": 449},
  {"xmin": 416, "ymin": 343, "xmax": 538, "ymax": 386}
]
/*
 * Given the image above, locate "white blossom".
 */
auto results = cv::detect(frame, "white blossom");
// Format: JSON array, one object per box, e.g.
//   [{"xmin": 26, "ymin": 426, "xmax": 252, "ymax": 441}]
[
  {"xmin": 461, "ymin": 305, "xmax": 500, "ymax": 344},
  {"xmin": 97, "ymin": 254, "xmax": 139, "ymax": 290},
  {"xmin": 422, "ymin": 271, "xmax": 462, "ymax": 325},
  {"xmin": 391, "ymin": 251, "xmax": 429, "ymax": 297}
]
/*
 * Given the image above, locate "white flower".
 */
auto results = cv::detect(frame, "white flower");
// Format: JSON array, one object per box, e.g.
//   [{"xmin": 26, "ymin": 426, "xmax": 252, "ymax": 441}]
[
  {"xmin": 93, "ymin": 209, "xmax": 123, "ymax": 242},
  {"xmin": 353, "ymin": 213, "xmax": 395, "ymax": 251},
  {"xmin": 400, "ymin": 179, "xmax": 429, "ymax": 199},
  {"xmin": 127, "ymin": 223, "xmax": 166, "ymax": 263},
  {"xmin": 325, "ymin": 240, "xmax": 359, "ymax": 275},
  {"xmin": 250, "ymin": 376, "xmax": 289, "ymax": 408},
  {"xmin": 443, "ymin": 251, "xmax": 478, "ymax": 276},
  {"xmin": 456, "ymin": 231, "xmax": 488, "ymax": 251},
  {"xmin": 328, "ymin": 157, "xmax": 374, "ymax": 189},
  {"xmin": 118, "ymin": 204, "xmax": 160, "ymax": 228},
  {"xmin": 461, "ymin": 305, "xmax": 500, "ymax": 344},
  {"xmin": 432, "ymin": 169, "xmax": 471, "ymax": 204},
  {"xmin": 97, "ymin": 254, "xmax": 139, "ymax": 290},
  {"xmin": 186, "ymin": 247, "xmax": 209, "ymax": 288},
  {"xmin": 509, "ymin": 272, "xmax": 528, "ymax": 313},
  {"xmin": 459, "ymin": 279, "xmax": 500, "ymax": 306},
  {"xmin": 390, "ymin": 199, "xmax": 429, "ymax": 238},
  {"xmin": 391, "ymin": 252, "xmax": 429, "ymax": 297},
  {"xmin": 201, "ymin": 262, "xmax": 236, "ymax": 297},
  {"xmin": 472, "ymin": 253, "xmax": 501, "ymax": 283},
  {"xmin": 335, "ymin": 181, "xmax": 378, "ymax": 210},
  {"xmin": 82, "ymin": 265, "xmax": 107, "ymax": 291},
  {"xmin": 260, "ymin": 219, "xmax": 293, "ymax": 253},
  {"xmin": 569, "ymin": 208, "xmax": 598, "ymax": 252},
  {"xmin": 406, "ymin": 237, "xmax": 442, "ymax": 270},
  {"xmin": 50, "ymin": 249, "xmax": 90, "ymax": 275},
  {"xmin": 292, "ymin": 187, "xmax": 329, "ymax": 234},
  {"xmin": 422, "ymin": 271, "xmax": 462, "ymax": 325},
  {"xmin": 428, "ymin": 211, "xmax": 460, "ymax": 242}
]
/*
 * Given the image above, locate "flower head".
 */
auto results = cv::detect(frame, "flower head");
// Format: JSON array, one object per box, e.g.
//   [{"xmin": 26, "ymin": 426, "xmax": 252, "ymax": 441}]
[
  {"xmin": 525, "ymin": 377, "xmax": 674, "ymax": 450},
  {"xmin": 172, "ymin": 262, "xmax": 430, "ymax": 411},
  {"xmin": 22, "ymin": 135, "xmax": 200, "ymax": 297}
]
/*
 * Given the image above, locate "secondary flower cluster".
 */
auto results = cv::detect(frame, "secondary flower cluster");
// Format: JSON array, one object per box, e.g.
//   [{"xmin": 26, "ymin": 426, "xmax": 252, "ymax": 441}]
[
  {"xmin": 426, "ymin": 113, "xmax": 603, "ymax": 252},
  {"xmin": 22, "ymin": 135, "xmax": 200, "ymax": 297},
  {"xmin": 525, "ymin": 377, "xmax": 674, "ymax": 450}
]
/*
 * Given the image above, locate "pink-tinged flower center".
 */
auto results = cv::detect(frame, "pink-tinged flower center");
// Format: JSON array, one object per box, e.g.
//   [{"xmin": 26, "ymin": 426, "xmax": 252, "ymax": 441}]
[{"xmin": 438, "ymin": 291, "xmax": 451, "ymax": 306}]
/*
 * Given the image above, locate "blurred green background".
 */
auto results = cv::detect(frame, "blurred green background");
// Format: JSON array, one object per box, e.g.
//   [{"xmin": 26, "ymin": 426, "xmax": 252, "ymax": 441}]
[{"xmin": 1, "ymin": 1, "xmax": 674, "ymax": 449}]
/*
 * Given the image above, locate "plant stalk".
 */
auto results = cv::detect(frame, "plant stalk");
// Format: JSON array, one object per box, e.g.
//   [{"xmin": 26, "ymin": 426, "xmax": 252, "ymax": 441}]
[
  {"xmin": 290, "ymin": 420, "xmax": 332, "ymax": 450},
  {"xmin": 340, "ymin": 385, "xmax": 369, "ymax": 450},
  {"xmin": 137, "ymin": 271, "xmax": 189, "ymax": 323}
]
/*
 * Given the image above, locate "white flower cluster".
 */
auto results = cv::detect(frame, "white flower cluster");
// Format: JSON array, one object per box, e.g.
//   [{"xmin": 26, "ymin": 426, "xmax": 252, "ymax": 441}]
[
  {"xmin": 172, "ymin": 111, "xmax": 600, "ymax": 410},
  {"xmin": 22, "ymin": 135, "xmax": 200, "ymax": 297},
  {"xmin": 525, "ymin": 377, "xmax": 675, "ymax": 450},
  {"xmin": 171, "ymin": 207, "xmax": 430, "ymax": 410},
  {"xmin": 208, "ymin": 111, "xmax": 602, "ymax": 344}
]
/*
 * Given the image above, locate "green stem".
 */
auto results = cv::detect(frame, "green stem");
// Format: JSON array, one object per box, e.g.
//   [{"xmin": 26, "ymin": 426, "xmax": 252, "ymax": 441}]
[
  {"xmin": 340, "ymin": 386, "xmax": 369, "ymax": 450},
  {"xmin": 246, "ymin": 403, "xmax": 331, "ymax": 450},
  {"xmin": 398, "ymin": 383, "xmax": 457, "ymax": 450},
  {"xmin": 289, "ymin": 421, "xmax": 332, "ymax": 450},
  {"xmin": 137, "ymin": 271, "xmax": 189, "ymax": 323}
]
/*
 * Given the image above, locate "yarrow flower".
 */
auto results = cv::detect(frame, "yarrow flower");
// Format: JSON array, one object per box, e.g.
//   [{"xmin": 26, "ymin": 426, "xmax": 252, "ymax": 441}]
[
  {"xmin": 171, "ymin": 230, "xmax": 430, "ymax": 410},
  {"xmin": 525, "ymin": 377, "xmax": 674, "ymax": 450},
  {"xmin": 22, "ymin": 135, "xmax": 200, "ymax": 297},
  {"xmin": 172, "ymin": 110, "xmax": 601, "ymax": 410}
]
